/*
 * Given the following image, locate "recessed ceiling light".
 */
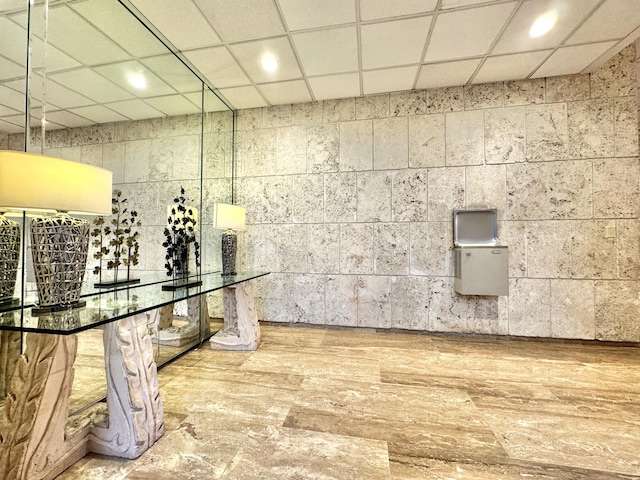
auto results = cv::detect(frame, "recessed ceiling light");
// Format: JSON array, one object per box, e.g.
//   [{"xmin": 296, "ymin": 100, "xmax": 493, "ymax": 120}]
[
  {"xmin": 261, "ymin": 55, "xmax": 278, "ymax": 73},
  {"xmin": 127, "ymin": 72, "xmax": 147, "ymax": 90},
  {"xmin": 529, "ymin": 10, "xmax": 558, "ymax": 38}
]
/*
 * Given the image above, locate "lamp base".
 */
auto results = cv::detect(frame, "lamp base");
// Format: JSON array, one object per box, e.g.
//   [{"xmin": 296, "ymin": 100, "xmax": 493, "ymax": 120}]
[
  {"xmin": 221, "ymin": 230, "xmax": 237, "ymax": 276},
  {"xmin": 0, "ymin": 216, "xmax": 20, "ymax": 303},
  {"xmin": 31, "ymin": 213, "xmax": 89, "ymax": 310}
]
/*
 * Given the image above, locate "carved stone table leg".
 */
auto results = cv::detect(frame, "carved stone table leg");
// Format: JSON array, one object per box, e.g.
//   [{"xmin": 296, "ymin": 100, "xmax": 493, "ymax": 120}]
[
  {"xmin": 89, "ymin": 312, "xmax": 164, "ymax": 459},
  {"xmin": 210, "ymin": 281, "xmax": 260, "ymax": 351},
  {"xmin": 0, "ymin": 333, "xmax": 78, "ymax": 480},
  {"xmin": 189, "ymin": 295, "xmax": 210, "ymax": 340}
]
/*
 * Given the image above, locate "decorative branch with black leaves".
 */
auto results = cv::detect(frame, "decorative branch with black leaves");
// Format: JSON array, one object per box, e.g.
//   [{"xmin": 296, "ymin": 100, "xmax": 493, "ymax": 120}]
[
  {"xmin": 163, "ymin": 187, "xmax": 200, "ymax": 279},
  {"xmin": 91, "ymin": 190, "xmax": 141, "ymax": 282}
]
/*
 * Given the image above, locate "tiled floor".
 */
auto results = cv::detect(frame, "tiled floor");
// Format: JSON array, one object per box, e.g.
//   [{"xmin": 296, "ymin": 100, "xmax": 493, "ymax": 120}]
[{"xmin": 59, "ymin": 324, "xmax": 640, "ymax": 479}]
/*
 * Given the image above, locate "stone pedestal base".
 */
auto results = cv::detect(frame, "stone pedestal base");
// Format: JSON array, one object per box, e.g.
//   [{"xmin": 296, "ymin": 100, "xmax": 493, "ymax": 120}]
[{"xmin": 210, "ymin": 281, "xmax": 260, "ymax": 351}]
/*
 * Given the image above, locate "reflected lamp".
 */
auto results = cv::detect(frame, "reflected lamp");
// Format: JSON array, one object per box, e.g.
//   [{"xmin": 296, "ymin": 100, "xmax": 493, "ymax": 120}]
[
  {"xmin": 212, "ymin": 203, "xmax": 245, "ymax": 276},
  {"xmin": 0, "ymin": 151, "xmax": 112, "ymax": 313}
]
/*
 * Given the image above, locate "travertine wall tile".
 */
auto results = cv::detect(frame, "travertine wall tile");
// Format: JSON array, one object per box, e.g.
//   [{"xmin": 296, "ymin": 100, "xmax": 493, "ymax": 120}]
[
  {"xmin": 374, "ymin": 223, "xmax": 409, "ymax": 275},
  {"xmin": 428, "ymin": 277, "xmax": 469, "ymax": 332},
  {"xmin": 595, "ymin": 280, "xmax": 640, "ymax": 341},
  {"xmin": 545, "ymin": 74, "xmax": 590, "ymax": 103},
  {"xmin": 326, "ymin": 275, "xmax": 358, "ymax": 327},
  {"xmin": 324, "ymin": 98, "xmax": 356, "ymax": 123},
  {"xmin": 373, "ymin": 117, "xmax": 409, "ymax": 169},
  {"xmin": 293, "ymin": 274, "xmax": 326, "ymax": 323},
  {"xmin": 464, "ymin": 82, "xmax": 504, "ymax": 109},
  {"xmin": 392, "ymin": 169, "xmax": 428, "ymax": 222},
  {"xmin": 567, "ymin": 99, "xmax": 614, "ymax": 159},
  {"xmin": 391, "ymin": 275, "xmax": 429, "ymax": 330},
  {"xmin": 390, "ymin": 90, "xmax": 426, "ymax": 116},
  {"xmin": 103, "ymin": 142, "xmax": 125, "ymax": 184},
  {"xmin": 325, "ymin": 172, "xmax": 357, "ymax": 223},
  {"xmin": 261, "ymin": 273, "xmax": 295, "ymax": 323},
  {"xmin": 309, "ymin": 224, "xmax": 340, "ymax": 274},
  {"xmin": 340, "ymin": 120, "xmax": 373, "ymax": 171},
  {"xmin": 408, "ymin": 114, "xmax": 445, "ymax": 168},
  {"xmin": 501, "ymin": 220, "xmax": 526, "ymax": 277},
  {"xmin": 0, "ymin": 132, "xmax": 8, "ymax": 149},
  {"xmin": 292, "ymin": 102, "xmax": 323, "ymax": 125},
  {"xmin": 236, "ymin": 176, "xmax": 264, "ymax": 224},
  {"xmin": 508, "ymin": 278, "xmax": 551, "ymax": 337},
  {"xmin": 593, "ymin": 157, "xmax": 639, "ymax": 218},
  {"xmin": 570, "ymin": 220, "xmax": 617, "ymax": 279},
  {"xmin": 149, "ymin": 137, "xmax": 173, "ymax": 181},
  {"xmin": 237, "ymin": 108, "xmax": 262, "ymax": 130},
  {"xmin": 292, "ymin": 174, "xmax": 324, "ymax": 223},
  {"xmin": 236, "ymin": 129, "xmax": 277, "ymax": 177},
  {"xmin": 357, "ymin": 171, "xmax": 391, "ymax": 222},
  {"xmin": 356, "ymin": 94, "xmax": 390, "ymax": 120},
  {"xmin": 340, "ymin": 223, "xmax": 374, "ymax": 274},
  {"xmin": 526, "ymin": 220, "xmax": 572, "ymax": 278},
  {"xmin": 428, "ymin": 167, "xmax": 465, "ymax": 221},
  {"xmin": 617, "ymin": 219, "xmax": 640, "ymax": 279},
  {"xmin": 173, "ymin": 135, "xmax": 200, "ymax": 180},
  {"xmin": 467, "ymin": 295, "xmax": 507, "ymax": 335},
  {"xmin": 276, "ymin": 126, "xmax": 307, "ymax": 175},
  {"xmin": 263, "ymin": 104, "xmax": 292, "ymax": 128},
  {"xmin": 263, "ymin": 176, "xmax": 293, "ymax": 223},
  {"xmin": 550, "ymin": 279, "xmax": 595, "ymax": 339},
  {"xmin": 465, "ymin": 164, "xmax": 506, "ymax": 216},
  {"xmin": 204, "ymin": 132, "xmax": 232, "ymax": 179},
  {"xmin": 614, "ymin": 97, "xmax": 640, "ymax": 157},
  {"xmin": 504, "ymin": 79, "xmax": 545, "ymax": 106},
  {"xmin": 445, "ymin": 110, "xmax": 484, "ymax": 166},
  {"xmin": 484, "ymin": 107, "xmax": 525, "ymax": 164},
  {"xmin": 426, "ymin": 86, "xmax": 464, "ymax": 113},
  {"xmin": 81, "ymin": 143, "xmax": 103, "ymax": 167},
  {"xmin": 525, "ymin": 103, "xmax": 568, "ymax": 161},
  {"xmin": 307, "ymin": 124, "xmax": 339, "ymax": 173},
  {"xmin": 591, "ymin": 44, "xmax": 636, "ymax": 99},
  {"xmin": 124, "ymin": 139, "xmax": 150, "ymax": 183},
  {"xmin": 278, "ymin": 224, "xmax": 309, "ymax": 273},
  {"xmin": 357, "ymin": 275, "xmax": 392, "ymax": 328},
  {"xmin": 246, "ymin": 224, "xmax": 279, "ymax": 271},
  {"xmin": 409, "ymin": 222, "xmax": 452, "ymax": 277}
]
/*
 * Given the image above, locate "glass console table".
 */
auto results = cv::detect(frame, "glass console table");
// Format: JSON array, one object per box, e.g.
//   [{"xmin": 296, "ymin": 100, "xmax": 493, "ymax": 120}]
[{"xmin": 0, "ymin": 271, "xmax": 268, "ymax": 480}]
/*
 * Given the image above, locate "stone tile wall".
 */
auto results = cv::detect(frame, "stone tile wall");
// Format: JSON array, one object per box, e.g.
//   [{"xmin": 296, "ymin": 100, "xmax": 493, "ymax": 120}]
[{"xmin": 237, "ymin": 44, "xmax": 640, "ymax": 342}]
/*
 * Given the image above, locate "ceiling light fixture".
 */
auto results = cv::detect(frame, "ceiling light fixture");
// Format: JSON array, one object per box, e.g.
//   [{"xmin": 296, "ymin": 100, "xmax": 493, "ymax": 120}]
[
  {"xmin": 529, "ymin": 10, "xmax": 558, "ymax": 38},
  {"xmin": 261, "ymin": 55, "xmax": 278, "ymax": 73},
  {"xmin": 127, "ymin": 72, "xmax": 147, "ymax": 90}
]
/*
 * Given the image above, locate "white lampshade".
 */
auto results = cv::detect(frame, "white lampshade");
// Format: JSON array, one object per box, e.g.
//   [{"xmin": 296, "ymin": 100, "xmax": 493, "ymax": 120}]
[
  {"xmin": 0, "ymin": 150, "xmax": 112, "ymax": 215},
  {"xmin": 213, "ymin": 203, "xmax": 245, "ymax": 231}
]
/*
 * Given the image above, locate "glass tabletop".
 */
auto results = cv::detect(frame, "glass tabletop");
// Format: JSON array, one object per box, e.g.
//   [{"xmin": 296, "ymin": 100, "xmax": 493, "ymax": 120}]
[{"xmin": 0, "ymin": 271, "xmax": 269, "ymax": 335}]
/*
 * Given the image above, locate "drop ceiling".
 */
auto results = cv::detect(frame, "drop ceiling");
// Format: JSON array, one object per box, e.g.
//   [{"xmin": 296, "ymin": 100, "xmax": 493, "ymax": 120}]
[{"xmin": 1, "ymin": 0, "xmax": 639, "ymax": 134}]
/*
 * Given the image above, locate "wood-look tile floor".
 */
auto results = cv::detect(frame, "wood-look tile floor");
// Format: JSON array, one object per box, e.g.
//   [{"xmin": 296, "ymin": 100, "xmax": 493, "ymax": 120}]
[{"xmin": 58, "ymin": 324, "xmax": 640, "ymax": 479}]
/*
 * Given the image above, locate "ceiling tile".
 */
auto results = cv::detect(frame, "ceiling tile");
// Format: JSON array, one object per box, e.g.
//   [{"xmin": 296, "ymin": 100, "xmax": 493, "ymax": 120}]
[
  {"xmin": 93, "ymin": 61, "xmax": 177, "ymax": 98},
  {"xmin": 308, "ymin": 72, "xmax": 360, "ymax": 100},
  {"xmin": 360, "ymin": 0, "xmax": 437, "ymax": 21},
  {"xmin": 141, "ymin": 55, "xmax": 204, "ymax": 93},
  {"xmin": 259, "ymin": 79, "xmax": 312, "ymax": 105},
  {"xmin": 472, "ymin": 50, "xmax": 551, "ymax": 84},
  {"xmin": 363, "ymin": 66, "xmax": 418, "ymax": 94},
  {"xmin": 230, "ymin": 37, "xmax": 302, "ymax": 84},
  {"xmin": 130, "ymin": 0, "xmax": 221, "ymax": 50},
  {"xmin": 415, "ymin": 58, "xmax": 482, "ymax": 88},
  {"xmin": 292, "ymin": 26, "xmax": 358, "ymax": 76},
  {"xmin": 217, "ymin": 85, "xmax": 268, "ymax": 109},
  {"xmin": 531, "ymin": 41, "xmax": 617, "ymax": 78},
  {"xmin": 361, "ymin": 16, "xmax": 432, "ymax": 69},
  {"xmin": 184, "ymin": 91, "xmax": 230, "ymax": 112},
  {"xmin": 424, "ymin": 2, "xmax": 517, "ymax": 62},
  {"xmin": 0, "ymin": 84, "xmax": 23, "ymax": 111},
  {"xmin": 22, "ymin": 4, "xmax": 131, "ymax": 66},
  {"xmin": 184, "ymin": 46, "xmax": 251, "ymax": 88},
  {"xmin": 46, "ymin": 109, "xmax": 95, "ymax": 128},
  {"xmin": 0, "ymin": 119, "xmax": 23, "ymax": 134},
  {"xmin": 70, "ymin": 0, "xmax": 168, "ymax": 58},
  {"xmin": 278, "ymin": 0, "xmax": 355, "ymax": 30},
  {"xmin": 144, "ymin": 95, "xmax": 201, "ymax": 116},
  {"xmin": 492, "ymin": 0, "xmax": 601, "ymax": 55},
  {"xmin": 193, "ymin": 0, "xmax": 285, "ymax": 43},
  {"xmin": 441, "ymin": 0, "xmax": 503, "ymax": 8},
  {"xmin": 68, "ymin": 105, "xmax": 129, "ymax": 124},
  {"xmin": 49, "ymin": 68, "xmax": 133, "ymax": 104},
  {"xmin": 0, "ymin": 0, "xmax": 25, "ymax": 13},
  {"xmin": 104, "ymin": 99, "xmax": 164, "ymax": 120},
  {"xmin": 4, "ymin": 74, "xmax": 93, "ymax": 109},
  {"xmin": 0, "ymin": 104, "xmax": 19, "ymax": 116},
  {"xmin": 567, "ymin": 0, "xmax": 640, "ymax": 45},
  {"xmin": 0, "ymin": 55, "xmax": 25, "ymax": 80}
]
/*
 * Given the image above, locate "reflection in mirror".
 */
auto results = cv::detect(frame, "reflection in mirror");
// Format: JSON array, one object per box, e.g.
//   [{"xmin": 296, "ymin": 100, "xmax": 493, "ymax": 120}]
[{"xmin": 0, "ymin": 0, "xmax": 234, "ymax": 415}]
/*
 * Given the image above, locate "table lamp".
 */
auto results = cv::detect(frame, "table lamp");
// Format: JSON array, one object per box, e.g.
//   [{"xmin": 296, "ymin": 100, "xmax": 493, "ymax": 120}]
[
  {"xmin": 213, "ymin": 203, "xmax": 245, "ymax": 276},
  {"xmin": 0, "ymin": 150, "xmax": 112, "ymax": 313}
]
